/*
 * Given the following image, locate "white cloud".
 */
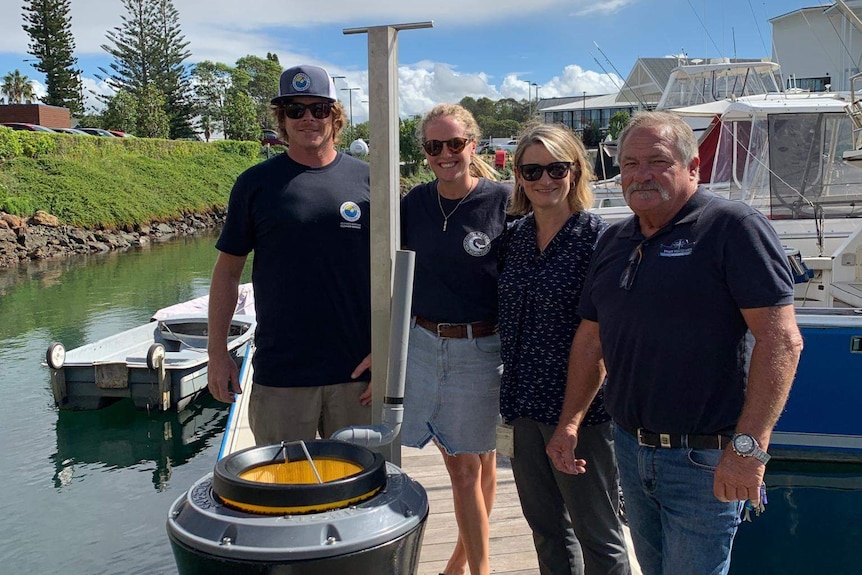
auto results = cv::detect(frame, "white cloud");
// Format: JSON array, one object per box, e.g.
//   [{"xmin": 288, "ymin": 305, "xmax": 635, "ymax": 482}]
[{"xmin": 2, "ymin": 0, "xmax": 638, "ymax": 120}]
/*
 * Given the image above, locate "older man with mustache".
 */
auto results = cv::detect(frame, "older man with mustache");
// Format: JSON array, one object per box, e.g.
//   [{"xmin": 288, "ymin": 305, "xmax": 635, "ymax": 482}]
[{"xmin": 546, "ymin": 111, "xmax": 803, "ymax": 575}]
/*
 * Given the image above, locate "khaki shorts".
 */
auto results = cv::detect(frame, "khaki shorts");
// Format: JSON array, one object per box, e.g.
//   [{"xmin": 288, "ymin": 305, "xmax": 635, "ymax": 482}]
[{"xmin": 248, "ymin": 380, "xmax": 371, "ymax": 445}]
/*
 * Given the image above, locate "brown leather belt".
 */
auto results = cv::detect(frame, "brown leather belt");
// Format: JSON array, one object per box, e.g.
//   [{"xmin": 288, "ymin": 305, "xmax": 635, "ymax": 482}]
[
  {"xmin": 618, "ymin": 422, "xmax": 731, "ymax": 450},
  {"xmin": 415, "ymin": 316, "xmax": 498, "ymax": 339}
]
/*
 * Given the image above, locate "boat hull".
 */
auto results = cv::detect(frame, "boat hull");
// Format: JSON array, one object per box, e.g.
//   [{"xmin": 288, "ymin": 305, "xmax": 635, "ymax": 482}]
[
  {"xmin": 48, "ymin": 315, "xmax": 255, "ymax": 412},
  {"xmin": 770, "ymin": 308, "xmax": 862, "ymax": 462}
]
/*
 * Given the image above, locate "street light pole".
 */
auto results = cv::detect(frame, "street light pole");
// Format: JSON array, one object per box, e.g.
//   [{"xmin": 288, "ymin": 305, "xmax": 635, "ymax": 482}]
[
  {"xmin": 523, "ymin": 80, "xmax": 532, "ymax": 115},
  {"xmin": 342, "ymin": 87, "xmax": 360, "ymax": 141},
  {"xmin": 582, "ymin": 91, "xmax": 587, "ymax": 134},
  {"xmin": 531, "ymin": 82, "xmax": 538, "ymax": 117}
]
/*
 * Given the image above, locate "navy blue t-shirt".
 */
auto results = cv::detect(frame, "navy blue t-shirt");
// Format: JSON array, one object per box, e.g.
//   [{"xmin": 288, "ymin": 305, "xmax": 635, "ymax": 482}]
[
  {"xmin": 401, "ymin": 178, "xmax": 510, "ymax": 323},
  {"xmin": 579, "ymin": 189, "xmax": 794, "ymax": 434},
  {"xmin": 217, "ymin": 152, "xmax": 371, "ymax": 387}
]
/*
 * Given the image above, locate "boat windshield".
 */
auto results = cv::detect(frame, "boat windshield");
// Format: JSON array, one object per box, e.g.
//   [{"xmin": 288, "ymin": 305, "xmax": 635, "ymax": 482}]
[
  {"xmin": 705, "ymin": 112, "xmax": 862, "ymax": 220},
  {"xmin": 659, "ymin": 63, "xmax": 782, "ymax": 110}
]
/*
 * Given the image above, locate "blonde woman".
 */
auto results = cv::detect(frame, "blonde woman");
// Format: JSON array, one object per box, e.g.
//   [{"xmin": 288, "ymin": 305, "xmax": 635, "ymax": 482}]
[
  {"xmin": 400, "ymin": 104, "xmax": 508, "ymax": 575},
  {"xmin": 498, "ymin": 123, "xmax": 630, "ymax": 575}
]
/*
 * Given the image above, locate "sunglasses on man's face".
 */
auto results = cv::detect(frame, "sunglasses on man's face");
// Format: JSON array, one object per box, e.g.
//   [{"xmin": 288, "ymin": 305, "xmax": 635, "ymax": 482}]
[
  {"xmin": 283, "ymin": 102, "xmax": 333, "ymax": 120},
  {"xmin": 422, "ymin": 137, "xmax": 471, "ymax": 156},
  {"xmin": 518, "ymin": 162, "xmax": 572, "ymax": 182}
]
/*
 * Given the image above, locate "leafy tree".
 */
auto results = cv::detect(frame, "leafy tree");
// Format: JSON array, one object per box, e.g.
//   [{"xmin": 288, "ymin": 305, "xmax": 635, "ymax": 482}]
[
  {"xmin": 223, "ymin": 87, "xmax": 258, "ymax": 141},
  {"xmin": 101, "ymin": 89, "xmax": 139, "ymax": 133},
  {"xmin": 191, "ymin": 60, "xmax": 232, "ymax": 141},
  {"xmin": 1, "ymin": 70, "xmax": 36, "ymax": 104},
  {"xmin": 136, "ymin": 84, "xmax": 170, "ymax": 138},
  {"xmin": 233, "ymin": 54, "xmax": 281, "ymax": 131},
  {"xmin": 608, "ymin": 111, "xmax": 630, "ymax": 139},
  {"xmin": 582, "ymin": 120, "xmax": 603, "ymax": 147},
  {"xmin": 399, "ymin": 116, "xmax": 424, "ymax": 174},
  {"xmin": 22, "ymin": 0, "xmax": 84, "ymax": 115},
  {"xmin": 351, "ymin": 121, "xmax": 370, "ymax": 143}
]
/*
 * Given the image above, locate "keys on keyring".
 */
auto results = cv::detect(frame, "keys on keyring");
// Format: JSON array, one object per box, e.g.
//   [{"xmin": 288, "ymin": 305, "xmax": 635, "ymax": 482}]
[{"xmin": 742, "ymin": 483, "xmax": 767, "ymax": 522}]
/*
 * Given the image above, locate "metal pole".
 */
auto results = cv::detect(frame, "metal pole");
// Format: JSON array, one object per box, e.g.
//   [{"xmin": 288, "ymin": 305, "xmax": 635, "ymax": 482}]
[
  {"xmin": 343, "ymin": 21, "xmax": 434, "ymax": 465},
  {"xmin": 341, "ymin": 87, "xmax": 359, "ymax": 142}
]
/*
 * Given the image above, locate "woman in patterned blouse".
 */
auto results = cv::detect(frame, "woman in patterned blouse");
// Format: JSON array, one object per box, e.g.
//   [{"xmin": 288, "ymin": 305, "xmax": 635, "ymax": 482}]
[{"xmin": 498, "ymin": 123, "xmax": 631, "ymax": 575}]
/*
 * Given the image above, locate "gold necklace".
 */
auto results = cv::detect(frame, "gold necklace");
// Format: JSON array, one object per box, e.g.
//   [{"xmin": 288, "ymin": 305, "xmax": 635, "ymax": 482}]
[{"xmin": 437, "ymin": 179, "xmax": 476, "ymax": 232}]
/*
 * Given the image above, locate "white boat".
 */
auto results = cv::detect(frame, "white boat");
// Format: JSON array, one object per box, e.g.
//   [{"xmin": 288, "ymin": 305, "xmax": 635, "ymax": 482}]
[{"xmin": 44, "ymin": 285, "xmax": 256, "ymax": 412}]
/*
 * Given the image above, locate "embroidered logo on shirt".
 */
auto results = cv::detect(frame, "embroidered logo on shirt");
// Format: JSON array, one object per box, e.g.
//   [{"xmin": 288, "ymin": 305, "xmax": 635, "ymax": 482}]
[
  {"xmin": 340, "ymin": 201, "xmax": 362, "ymax": 229},
  {"xmin": 463, "ymin": 231, "xmax": 492, "ymax": 257},
  {"xmin": 660, "ymin": 238, "xmax": 695, "ymax": 257}
]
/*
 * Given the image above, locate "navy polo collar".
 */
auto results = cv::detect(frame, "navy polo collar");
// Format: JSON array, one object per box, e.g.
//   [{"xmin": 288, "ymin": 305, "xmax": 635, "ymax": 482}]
[{"xmin": 619, "ymin": 187, "xmax": 715, "ymax": 240}]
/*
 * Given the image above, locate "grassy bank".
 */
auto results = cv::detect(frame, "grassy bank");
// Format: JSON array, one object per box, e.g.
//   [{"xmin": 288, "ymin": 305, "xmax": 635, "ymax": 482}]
[{"xmin": 0, "ymin": 128, "xmax": 261, "ymax": 230}]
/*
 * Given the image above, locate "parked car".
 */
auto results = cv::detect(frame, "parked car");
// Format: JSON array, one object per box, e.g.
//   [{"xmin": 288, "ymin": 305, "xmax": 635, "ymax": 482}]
[
  {"xmin": 52, "ymin": 127, "xmax": 89, "ymax": 135},
  {"xmin": 494, "ymin": 140, "xmax": 519, "ymax": 153},
  {"xmin": 261, "ymin": 129, "xmax": 285, "ymax": 146},
  {"xmin": 78, "ymin": 128, "xmax": 116, "ymax": 137},
  {"xmin": 1, "ymin": 122, "xmax": 55, "ymax": 132},
  {"xmin": 108, "ymin": 130, "xmax": 134, "ymax": 137}
]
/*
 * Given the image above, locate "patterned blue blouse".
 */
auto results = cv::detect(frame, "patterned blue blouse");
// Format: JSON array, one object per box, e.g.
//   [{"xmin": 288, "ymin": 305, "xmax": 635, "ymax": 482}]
[{"xmin": 498, "ymin": 211, "xmax": 611, "ymax": 426}]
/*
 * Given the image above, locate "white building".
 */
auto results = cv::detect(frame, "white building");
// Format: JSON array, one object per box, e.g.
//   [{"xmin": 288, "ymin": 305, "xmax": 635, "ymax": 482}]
[{"xmin": 771, "ymin": 1, "xmax": 862, "ymax": 92}]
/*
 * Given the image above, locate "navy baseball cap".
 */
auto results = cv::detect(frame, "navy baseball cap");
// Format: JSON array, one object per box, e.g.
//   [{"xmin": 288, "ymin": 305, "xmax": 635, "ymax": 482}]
[{"xmin": 272, "ymin": 64, "xmax": 337, "ymax": 104}]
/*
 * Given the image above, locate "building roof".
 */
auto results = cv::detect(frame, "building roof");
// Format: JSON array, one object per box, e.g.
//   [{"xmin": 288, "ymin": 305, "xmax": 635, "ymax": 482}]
[{"xmin": 541, "ymin": 93, "xmax": 640, "ymax": 113}]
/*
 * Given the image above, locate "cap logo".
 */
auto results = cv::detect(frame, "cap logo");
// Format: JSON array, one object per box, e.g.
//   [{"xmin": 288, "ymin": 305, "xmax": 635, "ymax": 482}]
[{"xmin": 292, "ymin": 72, "xmax": 311, "ymax": 92}]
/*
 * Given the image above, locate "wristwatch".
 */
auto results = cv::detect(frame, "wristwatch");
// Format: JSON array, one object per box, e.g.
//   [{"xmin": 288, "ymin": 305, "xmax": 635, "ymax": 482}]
[{"xmin": 731, "ymin": 433, "xmax": 771, "ymax": 464}]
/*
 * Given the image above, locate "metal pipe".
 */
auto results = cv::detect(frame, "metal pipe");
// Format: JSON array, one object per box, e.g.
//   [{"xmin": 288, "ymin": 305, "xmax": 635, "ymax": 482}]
[{"xmin": 330, "ymin": 249, "xmax": 414, "ymax": 448}]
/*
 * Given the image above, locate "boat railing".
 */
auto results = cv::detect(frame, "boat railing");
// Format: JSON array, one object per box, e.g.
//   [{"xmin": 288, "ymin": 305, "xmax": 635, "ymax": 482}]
[{"xmin": 843, "ymin": 72, "xmax": 862, "ymax": 163}]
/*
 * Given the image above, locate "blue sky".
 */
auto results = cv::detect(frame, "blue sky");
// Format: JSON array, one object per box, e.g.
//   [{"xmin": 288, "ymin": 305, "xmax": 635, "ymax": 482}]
[{"xmin": 0, "ymin": 0, "xmax": 828, "ymax": 122}]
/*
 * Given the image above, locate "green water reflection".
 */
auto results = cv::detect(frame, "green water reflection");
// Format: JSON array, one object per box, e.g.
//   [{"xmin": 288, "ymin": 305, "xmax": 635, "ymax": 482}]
[{"xmin": 0, "ymin": 230, "xmax": 250, "ymax": 574}]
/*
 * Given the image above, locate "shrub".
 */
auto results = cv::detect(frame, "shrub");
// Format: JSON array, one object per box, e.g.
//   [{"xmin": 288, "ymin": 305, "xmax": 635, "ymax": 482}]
[{"xmin": 0, "ymin": 128, "xmax": 24, "ymax": 160}]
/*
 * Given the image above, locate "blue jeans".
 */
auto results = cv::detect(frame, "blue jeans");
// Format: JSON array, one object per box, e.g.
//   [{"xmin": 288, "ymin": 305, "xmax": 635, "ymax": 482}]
[{"xmin": 614, "ymin": 426, "xmax": 744, "ymax": 575}]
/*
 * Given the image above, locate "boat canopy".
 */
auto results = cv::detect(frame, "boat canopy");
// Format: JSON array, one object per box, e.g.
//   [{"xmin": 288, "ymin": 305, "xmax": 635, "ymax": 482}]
[{"xmin": 699, "ymin": 93, "xmax": 862, "ymax": 220}]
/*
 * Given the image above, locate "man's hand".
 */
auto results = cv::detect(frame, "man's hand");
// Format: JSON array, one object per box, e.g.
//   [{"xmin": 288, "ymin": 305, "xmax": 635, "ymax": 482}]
[
  {"xmin": 352, "ymin": 353, "xmax": 372, "ymax": 407},
  {"xmin": 546, "ymin": 423, "xmax": 588, "ymax": 475},
  {"xmin": 359, "ymin": 383, "xmax": 372, "ymax": 407},
  {"xmin": 207, "ymin": 350, "xmax": 241, "ymax": 403},
  {"xmin": 714, "ymin": 448, "xmax": 766, "ymax": 505}
]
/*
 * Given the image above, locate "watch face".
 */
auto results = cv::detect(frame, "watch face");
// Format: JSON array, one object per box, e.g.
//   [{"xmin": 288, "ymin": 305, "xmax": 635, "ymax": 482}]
[{"xmin": 734, "ymin": 434, "xmax": 755, "ymax": 454}]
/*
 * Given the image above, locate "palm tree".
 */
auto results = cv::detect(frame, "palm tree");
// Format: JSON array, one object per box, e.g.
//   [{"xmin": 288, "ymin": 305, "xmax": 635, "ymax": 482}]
[{"xmin": 1, "ymin": 70, "xmax": 37, "ymax": 104}]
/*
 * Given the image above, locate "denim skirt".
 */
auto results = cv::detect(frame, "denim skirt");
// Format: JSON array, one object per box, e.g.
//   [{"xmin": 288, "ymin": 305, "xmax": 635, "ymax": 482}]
[{"xmin": 401, "ymin": 321, "xmax": 502, "ymax": 454}]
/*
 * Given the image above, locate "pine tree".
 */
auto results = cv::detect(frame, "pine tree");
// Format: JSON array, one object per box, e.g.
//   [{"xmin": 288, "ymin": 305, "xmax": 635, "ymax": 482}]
[
  {"xmin": 150, "ymin": 0, "xmax": 194, "ymax": 138},
  {"xmin": 21, "ymin": 0, "xmax": 84, "ymax": 116},
  {"xmin": 99, "ymin": 0, "xmax": 193, "ymax": 138}
]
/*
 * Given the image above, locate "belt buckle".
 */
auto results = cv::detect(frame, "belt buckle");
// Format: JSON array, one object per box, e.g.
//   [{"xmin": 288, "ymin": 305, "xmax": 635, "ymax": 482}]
[
  {"xmin": 436, "ymin": 322, "xmax": 452, "ymax": 337},
  {"xmin": 637, "ymin": 428, "xmax": 648, "ymax": 447}
]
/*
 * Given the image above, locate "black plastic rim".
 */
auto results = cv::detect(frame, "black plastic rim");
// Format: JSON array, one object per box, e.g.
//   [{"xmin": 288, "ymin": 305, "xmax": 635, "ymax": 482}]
[{"xmin": 212, "ymin": 440, "xmax": 386, "ymax": 510}]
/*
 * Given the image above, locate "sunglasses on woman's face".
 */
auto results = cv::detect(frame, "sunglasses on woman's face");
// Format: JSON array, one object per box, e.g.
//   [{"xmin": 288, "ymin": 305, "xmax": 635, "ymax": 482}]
[
  {"xmin": 422, "ymin": 137, "xmax": 471, "ymax": 156},
  {"xmin": 518, "ymin": 162, "xmax": 572, "ymax": 182},
  {"xmin": 283, "ymin": 102, "xmax": 333, "ymax": 120}
]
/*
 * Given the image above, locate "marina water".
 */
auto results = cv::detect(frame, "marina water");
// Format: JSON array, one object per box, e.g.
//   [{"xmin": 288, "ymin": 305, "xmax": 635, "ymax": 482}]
[
  {"xmin": 0, "ymin": 230, "xmax": 248, "ymax": 574},
  {"xmin": 1, "ymin": 230, "xmax": 860, "ymax": 574}
]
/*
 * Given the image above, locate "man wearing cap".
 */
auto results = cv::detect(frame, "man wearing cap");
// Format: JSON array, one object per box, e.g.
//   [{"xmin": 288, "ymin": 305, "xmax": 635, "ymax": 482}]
[{"xmin": 207, "ymin": 64, "xmax": 372, "ymax": 444}]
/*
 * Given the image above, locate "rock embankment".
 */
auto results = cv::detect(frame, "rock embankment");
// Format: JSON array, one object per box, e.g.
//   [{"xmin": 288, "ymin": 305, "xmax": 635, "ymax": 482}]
[{"xmin": 0, "ymin": 209, "xmax": 227, "ymax": 269}]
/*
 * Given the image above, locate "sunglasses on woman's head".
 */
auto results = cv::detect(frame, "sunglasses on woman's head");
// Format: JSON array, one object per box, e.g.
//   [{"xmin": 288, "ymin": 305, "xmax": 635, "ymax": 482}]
[
  {"xmin": 422, "ymin": 137, "xmax": 471, "ymax": 156},
  {"xmin": 283, "ymin": 101, "xmax": 333, "ymax": 120},
  {"xmin": 518, "ymin": 162, "xmax": 572, "ymax": 181}
]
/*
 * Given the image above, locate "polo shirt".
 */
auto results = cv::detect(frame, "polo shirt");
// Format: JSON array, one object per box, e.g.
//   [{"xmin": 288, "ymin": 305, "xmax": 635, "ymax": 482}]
[{"xmin": 578, "ymin": 189, "xmax": 794, "ymax": 434}]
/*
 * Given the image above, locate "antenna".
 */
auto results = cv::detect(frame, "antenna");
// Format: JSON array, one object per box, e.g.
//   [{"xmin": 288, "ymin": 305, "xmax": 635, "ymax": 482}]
[{"xmin": 592, "ymin": 42, "xmax": 649, "ymax": 109}]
